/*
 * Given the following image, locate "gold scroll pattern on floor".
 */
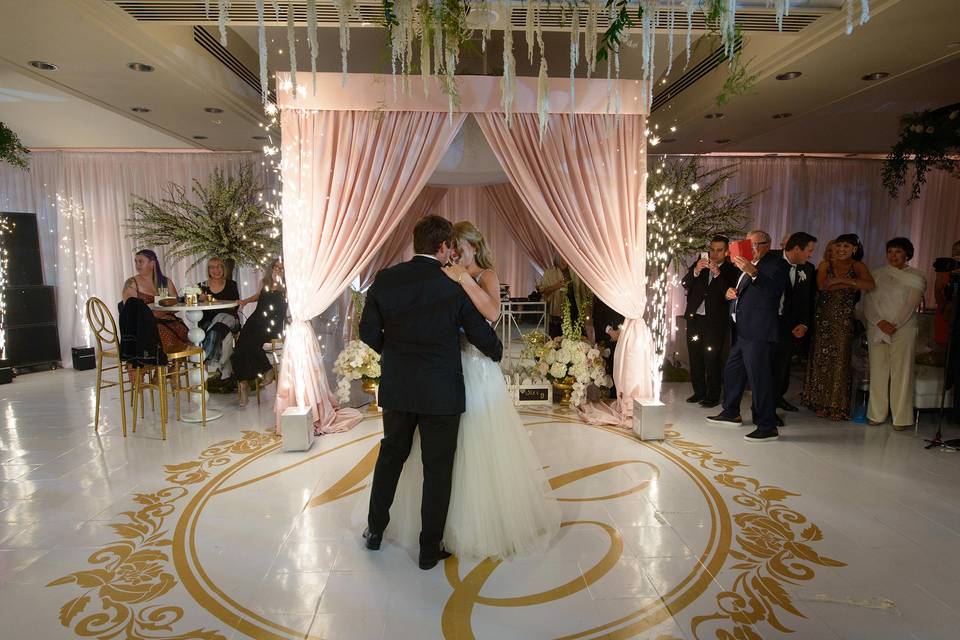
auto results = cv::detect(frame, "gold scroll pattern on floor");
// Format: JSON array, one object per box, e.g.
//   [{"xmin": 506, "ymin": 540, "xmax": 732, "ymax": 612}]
[
  {"xmin": 662, "ymin": 430, "xmax": 847, "ymax": 640},
  {"xmin": 47, "ymin": 431, "xmax": 278, "ymax": 640}
]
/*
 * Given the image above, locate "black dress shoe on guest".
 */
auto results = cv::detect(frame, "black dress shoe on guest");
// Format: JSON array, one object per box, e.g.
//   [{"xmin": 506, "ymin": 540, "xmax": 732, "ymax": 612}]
[
  {"xmin": 699, "ymin": 399, "xmax": 720, "ymax": 409},
  {"xmin": 362, "ymin": 528, "xmax": 382, "ymax": 551},
  {"xmin": 686, "ymin": 394, "xmax": 704, "ymax": 404},
  {"xmin": 705, "ymin": 414, "xmax": 742, "ymax": 426},
  {"xmin": 744, "ymin": 428, "xmax": 780, "ymax": 442},
  {"xmin": 778, "ymin": 400, "xmax": 799, "ymax": 412},
  {"xmin": 418, "ymin": 547, "xmax": 452, "ymax": 570}
]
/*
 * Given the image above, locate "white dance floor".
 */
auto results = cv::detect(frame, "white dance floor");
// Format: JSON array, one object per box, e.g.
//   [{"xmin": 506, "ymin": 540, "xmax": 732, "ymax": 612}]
[{"xmin": 2, "ymin": 369, "xmax": 960, "ymax": 639}]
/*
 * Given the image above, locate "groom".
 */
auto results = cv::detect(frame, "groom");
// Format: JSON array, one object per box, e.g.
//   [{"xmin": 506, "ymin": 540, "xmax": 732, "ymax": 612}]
[{"xmin": 359, "ymin": 215, "xmax": 503, "ymax": 569}]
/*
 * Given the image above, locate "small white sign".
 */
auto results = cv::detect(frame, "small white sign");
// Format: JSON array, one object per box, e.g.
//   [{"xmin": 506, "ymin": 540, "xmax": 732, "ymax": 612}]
[{"xmin": 509, "ymin": 383, "xmax": 553, "ymax": 406}]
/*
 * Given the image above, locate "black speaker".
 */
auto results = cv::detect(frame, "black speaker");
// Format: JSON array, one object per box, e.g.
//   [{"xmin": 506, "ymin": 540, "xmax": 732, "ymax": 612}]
[
  {"xmin": 72, "ymin": 347, "xmax": 96, "ymax": 371},
  {"xmin": 3, "ymin": 286, "xmax": 56, "ymax": 326},
  {"xmin": 4, "ymin": 325, "xmax": 60, "ymax": 369},
  {"xmin": 0, "ymin": 212, "xmax": 44, "ymax": 286},
  {"xmin": 0, "ymin": 359, "xmax": 11, "ymax": 384}
]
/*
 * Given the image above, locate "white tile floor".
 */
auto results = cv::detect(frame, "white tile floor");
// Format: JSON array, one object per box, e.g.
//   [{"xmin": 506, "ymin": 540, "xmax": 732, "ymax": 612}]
[{"xmin": 2, "ymin": 368, "xmax": 960, "ymax": 639}]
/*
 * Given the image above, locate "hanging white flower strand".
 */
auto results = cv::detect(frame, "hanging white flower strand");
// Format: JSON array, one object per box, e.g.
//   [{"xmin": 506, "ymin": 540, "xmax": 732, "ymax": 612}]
[
  {"xmin": 286, "ymin": 2, "xmax": 298, "ymax": 97},
  {"xmin": 270, "ymin": 0, "xmax": 281, "ymax": 20},
  {"xmin": 335, "ymin": 0, "xmax": 355, "ymax": 87},
  {"xmin": 256, "ymin": 0, "xmax": 268, "ymax": 104},
  {"xmin": 845, "ymin": 0, "xmax": 871, "ymax": 34},
  {"xmin": 537, "ymin": 55, "xmax": 549, "ymax": 143},
  {"xmin": 525, "ymin": 0, "xmax": 537, "ymax": 65},
  {"xmin": 306, "ymin": 0, "xmax": 319, "ymax": 94},
  {"xmin": 773, "ymin": 0, "xmax": 790, "ymax": 32},
  {"xmin": 584, "ymin": 0, "xmax": 599, "ymax": 78},
  {"xmin": 569, "ymin": 2, "xmax": 580, "ymax": 117},
  {"xmin": 640, "ymin": 1, "xmax": 657, "ymax": 109},
  {"xmin": 684, "ymin": 0, "xmax": 695, "ymax": 70},
  {"xmin": 665, "ymin": 5, "xmax": 675, "ymax": 78},
  {"xmin": 500, "ymin": 0, "xmax": 516, "ymax": 124},
  {"xmin": 217, "ymin": 0, "xmax": 230, "ymax": 47}
]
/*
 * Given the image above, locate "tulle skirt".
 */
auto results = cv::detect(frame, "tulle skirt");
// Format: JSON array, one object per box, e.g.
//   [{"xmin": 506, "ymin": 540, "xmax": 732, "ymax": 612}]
[{"xmin": 383, "ymin": 345, "xmax": 561, "ymax": 561}]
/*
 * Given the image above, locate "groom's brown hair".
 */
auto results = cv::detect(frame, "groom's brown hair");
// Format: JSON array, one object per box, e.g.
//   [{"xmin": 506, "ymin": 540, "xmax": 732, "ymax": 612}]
[{"xmin": 413, "ymin": 215, "xmax": 453, "ymax": 255}]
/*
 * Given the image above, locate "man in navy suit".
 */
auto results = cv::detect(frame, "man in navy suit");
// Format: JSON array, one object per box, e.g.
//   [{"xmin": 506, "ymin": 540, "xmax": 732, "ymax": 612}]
[{"xmin": 707, "ymin": 230, "xmax": 790, "ymax": 442}]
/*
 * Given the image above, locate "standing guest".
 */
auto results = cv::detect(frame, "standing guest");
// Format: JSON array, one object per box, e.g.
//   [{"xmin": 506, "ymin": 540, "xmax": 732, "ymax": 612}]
[
  {"xmin": 538, "ymin": 257, "xmax": 590, "ymax": 338},
  {"xmin": 232, "ymin": 259, "xmax": 287, "ymax": 407},
  {"xmin": 803, "ymin": 234, "xmax": 875, "ymax": 420},
  {"xmin": 680, "ymin": 235, "xmax": 740, "ymax": 408},
  {"xmin": 864, "ymin": 238, "xmax": 926, "ymax": 430},
  {"xmin": 197, "ymin": 257, "xmax": 240, "ymax": 372},
  {"xmin": 933, "ymin": 240, "xmax": 960, "ymax": 346},
  {"xmin": 706, "ymin": 230, "xmax": 789, "ymax": 442},
  {"xmin": 132, "ymin": 249, "xmax": 190, "ymax": 353},
  {"xmin": 591, "ymin": 294, "xmax": 625, "ymax": 399},
  {"xmin": 769, "ymin": 232, "xmax": 818, "ymax": 412}
]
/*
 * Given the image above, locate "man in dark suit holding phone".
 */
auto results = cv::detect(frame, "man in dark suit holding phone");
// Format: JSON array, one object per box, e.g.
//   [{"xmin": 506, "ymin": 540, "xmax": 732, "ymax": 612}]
[
  {"xmin": 680, "ymin": 235, "xmax": 740, "ymax": 408},
  {"xmin": 707, "ymin": 230, "xmax": 790, "ymax": 442},
  {"xmin": 769, "ymin": 232, "xmax": 818, "ymax": 412}
]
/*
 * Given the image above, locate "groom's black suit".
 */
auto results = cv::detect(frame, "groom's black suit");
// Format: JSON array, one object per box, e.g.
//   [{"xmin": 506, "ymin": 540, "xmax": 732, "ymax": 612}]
[{"xmin": 359, "ymin": 255, "xmax": 502, "ymax": 554}]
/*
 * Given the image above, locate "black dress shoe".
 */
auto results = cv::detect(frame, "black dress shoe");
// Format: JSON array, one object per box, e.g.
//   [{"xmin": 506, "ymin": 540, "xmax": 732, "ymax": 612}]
[
  {"xmin": 778, "ymin": 400, "xmax": 799, "ymax": 412},
  {"xmin": 699, "ymin": 399, "xmax": 720, "ymax": 409},
  {"xmin": 362, "ymin": 528, "xmax": 382, "ymax": 551},
  {"xmin": 705, "ymin": 413, "xmax": 742, "ymax": 426},
  {"xmin": 686, "ymin": 394, "xmax": 704, "ymax": 403},
  {"xmin": 418, "ymin": 547, "xmax": 452, "ymax": 570}
]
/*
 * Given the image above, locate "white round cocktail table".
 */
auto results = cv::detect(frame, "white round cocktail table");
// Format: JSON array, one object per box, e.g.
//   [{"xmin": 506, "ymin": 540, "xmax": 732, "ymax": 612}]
[{"xmin": 150, "ymin": 300, "xmax": 240, "ymax": 423}]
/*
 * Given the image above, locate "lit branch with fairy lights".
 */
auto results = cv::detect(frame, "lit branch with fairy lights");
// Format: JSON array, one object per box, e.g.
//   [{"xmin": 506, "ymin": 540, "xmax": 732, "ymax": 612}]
[
  {"xmin": 645, "ymin": 135, "xmax": 753, "ymax": 399},
  {"xmin": 0, "ymin": 214, "xmax": 12, "ymax": 358},
  {"xmin": 56, "ymin": 194, "xmax": 95, "ymax": 347}
]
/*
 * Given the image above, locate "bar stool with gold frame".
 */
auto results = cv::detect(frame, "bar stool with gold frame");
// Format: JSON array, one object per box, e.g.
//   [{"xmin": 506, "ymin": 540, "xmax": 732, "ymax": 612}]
[
  {"xmin": 131, "ymin": 358, "xmax": 169, "ymax": 438},
  {"xmin": 164, "ymin": 344, "xmax": 208, "ymax": 428},
  {"xmin": 85, "ymin": 297, "xmax": 128, "ymax": 436}
]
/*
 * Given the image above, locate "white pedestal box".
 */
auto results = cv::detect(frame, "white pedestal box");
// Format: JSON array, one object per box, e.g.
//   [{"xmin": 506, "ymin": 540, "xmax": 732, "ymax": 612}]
[
  {"xmin": 281, "ymin": 406, "xmax": 315, "ymax": 452},
  {"xmin": 633, "ymin": 399, "xmax": 666, "ymax": 441}
]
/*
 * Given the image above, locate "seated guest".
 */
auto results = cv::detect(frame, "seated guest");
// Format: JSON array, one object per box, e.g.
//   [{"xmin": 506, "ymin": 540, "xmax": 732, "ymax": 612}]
[
  {"xmin": 864, "ymin": 238, "xmax": 926, "ymax": 430},
  {"xmin": 680, "ymin": 235, "xmax": 739, "ymax": 408},
  {"xmin": 803, "ymin": 234, "xmax": 875, "ymax": 420},
  {"xmin": 197, "ymin": 257, "xmax": 240, "ymax": 372},
  {"xmin": 132, "ymin": 249, "xmax": 190, "ymax": 353},
  {"xmin": 538, "ymin": 257, "xmax": 591, "ymax": 338},
  {"xmin": 232, "ymin": 259, "xmax": 287, "ymax": 407},
  {"xmin": 769, "ymin": 232, "xmax": 818, "ymax": 412}
]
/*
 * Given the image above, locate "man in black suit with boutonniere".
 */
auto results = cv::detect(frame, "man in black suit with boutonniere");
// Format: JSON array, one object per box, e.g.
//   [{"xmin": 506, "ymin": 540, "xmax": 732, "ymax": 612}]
[
  {"xmin": 359, "ymin": 215, "xmax": 502, "ymax": 570},
  {"xmin": 769, "ymin": 232, "xmax": 818, "ymax": 413},
  {"xmin": 707, "ymin": 230, "xmax": 790, "ymax": 442},
  {"xmin": 681, "ymin": 235, "xmax": 741, "ymax": 409}
]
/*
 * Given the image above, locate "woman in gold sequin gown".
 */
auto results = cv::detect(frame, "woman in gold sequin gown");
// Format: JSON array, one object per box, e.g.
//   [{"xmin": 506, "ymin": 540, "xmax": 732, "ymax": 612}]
[{"xmin": 803, "ymin": 235, "xmax": 875, "ymax": 420}]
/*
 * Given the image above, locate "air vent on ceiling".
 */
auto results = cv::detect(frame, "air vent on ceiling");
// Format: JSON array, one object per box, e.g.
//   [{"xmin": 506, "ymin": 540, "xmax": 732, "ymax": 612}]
[
  {"xmin": 114, "ymin": 1, "xmax": 821, "ymax": 33},
  {"xmin": 651, "ymin": 35, "xmax": 741, "ymax": 113},
  {"xmin": 194, "ymin": 26, "xmax": 276, "ymax": 103}
]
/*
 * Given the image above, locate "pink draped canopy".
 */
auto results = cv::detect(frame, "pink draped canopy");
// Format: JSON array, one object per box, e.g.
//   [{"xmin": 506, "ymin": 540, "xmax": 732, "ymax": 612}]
[{"xmin": 277, "ymin": 73, "xmax": 651, "ymax": 432}]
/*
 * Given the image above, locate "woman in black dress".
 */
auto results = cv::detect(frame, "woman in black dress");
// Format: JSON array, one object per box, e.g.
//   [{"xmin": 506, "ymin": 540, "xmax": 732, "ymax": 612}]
[
  {"xmin": 198, "ymin": 257, "xmax": 240, "ymax": 370},
  {"xmin": 232, "ymin": 259, "xmax": 287, "ymax": 406}
]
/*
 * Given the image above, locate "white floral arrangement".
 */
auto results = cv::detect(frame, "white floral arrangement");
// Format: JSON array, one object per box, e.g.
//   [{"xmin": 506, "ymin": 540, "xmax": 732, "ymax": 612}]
[
  {"xmin": 181, "ymin": 285, "xmax": 202, "ymax": 296},
  {"xmin": 333, "ymin": 339, "xmax": 381, "ymax": 403},
  {"xmin": 520, "ymin": 331, "xmax": 611, "ymax": 407}
]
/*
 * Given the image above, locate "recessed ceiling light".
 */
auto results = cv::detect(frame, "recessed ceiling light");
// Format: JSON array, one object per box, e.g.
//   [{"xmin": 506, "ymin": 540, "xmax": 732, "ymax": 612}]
[
  {"xmin": 130, "ymin": 106, "xmax": 151, "ymax": 113},
  {"xmin": 659, "ymin": 138, "xmax": 677, "ymax": 143},
  {"xmin": 861, "ymin": 72, "xmax": 889, "ymax": 81},
  {"xmin": 204, "ymin": 107, "xmax": 224, "ymax": 114},
  {"xmin": 776, "ymin": 71, "xmax": 802, "ymax": 81},
  {"xmin": 127, "ymin": 62, "xmax": 154, "ymax": 72},
  {"xmin": 715, "ymin": 138, "xmax": 731, "ymax": 144},
  {"xmin": 704, "ymin": 113, "xmax": 724, "ymax": 120},
  {"xmin": 772, "ymin": 112, "xmax": 793, "ymax": 119},
  {"xmin": 28, "ymin": 60, "xmax": 57, "ymax": 71},
  {"xmin": 193, "ymin": 135, "xmax": 208, "ymax": 140},
  {"xmin": 252, "ymin": 135, "xmax": 268, "ymax": 140}
]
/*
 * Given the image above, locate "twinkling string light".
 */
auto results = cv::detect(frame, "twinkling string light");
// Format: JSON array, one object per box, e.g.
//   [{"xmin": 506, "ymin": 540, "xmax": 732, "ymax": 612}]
[
  {"xmin": 54, "ymin": 194, "xmax": 95, "ymax": 347},
  {"xmin": 0, "ymin": 215, "xmax": 12, "ymax": 358}
]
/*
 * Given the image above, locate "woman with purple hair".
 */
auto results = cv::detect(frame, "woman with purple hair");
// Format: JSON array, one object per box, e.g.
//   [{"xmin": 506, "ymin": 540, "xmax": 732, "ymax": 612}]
[{"xmin": 131, "ymin": 249, "xmax": 190, "ymax": 352}]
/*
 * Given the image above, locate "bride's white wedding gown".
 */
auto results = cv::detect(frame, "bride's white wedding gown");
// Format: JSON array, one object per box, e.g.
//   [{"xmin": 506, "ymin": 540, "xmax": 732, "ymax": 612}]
[{"xmin": 383, "ymin": 338, "xmax": 561, "ymax": 561}]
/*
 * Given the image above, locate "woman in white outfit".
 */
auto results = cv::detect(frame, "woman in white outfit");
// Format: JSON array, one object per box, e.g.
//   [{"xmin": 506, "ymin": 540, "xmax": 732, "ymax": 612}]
[
  {"xmin": 383, "ymin": 221, "xmax": 561, "ymax": 561},
  {"xmin": 863, "ymin": 237, "xmax": 926, "ymax": 430}
]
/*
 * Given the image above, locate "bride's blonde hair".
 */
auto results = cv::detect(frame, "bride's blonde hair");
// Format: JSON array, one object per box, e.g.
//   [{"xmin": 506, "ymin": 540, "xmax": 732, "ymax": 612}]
[{"xmin": 453, "ymin": 221, "xmax": 495, "ymax": 270}]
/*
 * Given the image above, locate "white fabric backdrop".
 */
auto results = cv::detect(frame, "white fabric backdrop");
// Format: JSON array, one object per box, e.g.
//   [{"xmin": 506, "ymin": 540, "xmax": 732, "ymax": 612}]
[
  {"xmin": 0, "ymin": 150, "xmax": 276, "ymax": 365},
  {"xmin": 662, "ymin": 157, "xmax": 960, "ymax": 360}
]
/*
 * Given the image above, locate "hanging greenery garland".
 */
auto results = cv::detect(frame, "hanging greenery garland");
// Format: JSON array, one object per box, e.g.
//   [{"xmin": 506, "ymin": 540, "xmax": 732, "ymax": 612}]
[
  {"xmin": 882, "ymin": 102, "xmax": 960, "ymax": 203},
  {"xmin": 0, "ymin": 122, "xmax": 29, "ymax": 170}
]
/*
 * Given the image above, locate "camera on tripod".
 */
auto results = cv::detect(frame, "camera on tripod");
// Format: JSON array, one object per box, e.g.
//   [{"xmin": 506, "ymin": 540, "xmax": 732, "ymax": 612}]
[{"xmin": 933, "ymin": 258, "xmax": 960, "ymax": 301}]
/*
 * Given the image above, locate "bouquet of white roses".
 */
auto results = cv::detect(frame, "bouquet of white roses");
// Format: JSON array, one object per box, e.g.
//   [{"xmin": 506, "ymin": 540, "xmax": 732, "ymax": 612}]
[
  {"xmin": 333, "ymin": 339, "xmax": 381, "ymax": 403},
  {"xmin": 520, "ymin": 331, "xmax": 611, "ymax": 407}
]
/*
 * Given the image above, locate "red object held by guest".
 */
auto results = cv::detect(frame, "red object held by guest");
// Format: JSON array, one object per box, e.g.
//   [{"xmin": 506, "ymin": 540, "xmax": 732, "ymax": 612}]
[{"xmin": 728, "ymin": 239, "xmax": 755, "ymax": 262}]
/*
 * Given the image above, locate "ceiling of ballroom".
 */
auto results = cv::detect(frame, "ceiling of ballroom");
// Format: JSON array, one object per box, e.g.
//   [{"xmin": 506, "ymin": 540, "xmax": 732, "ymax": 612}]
[{"xmin": 0, "ymin": 0, "xmax": 957, "ymax": 156}]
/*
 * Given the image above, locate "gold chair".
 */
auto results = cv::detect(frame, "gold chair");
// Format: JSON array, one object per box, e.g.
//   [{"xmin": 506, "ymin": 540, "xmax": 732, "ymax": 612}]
[
  {"xmin": 165, "ymin": 345, "xmax": 208, "ymax": 430},
  {"xmin": 85, "ymin": 297, "xmax": 128, "ymax": 436},
  {"xmin": 131, "ymin": 362, "xmax": 168, "ymax": 437}
]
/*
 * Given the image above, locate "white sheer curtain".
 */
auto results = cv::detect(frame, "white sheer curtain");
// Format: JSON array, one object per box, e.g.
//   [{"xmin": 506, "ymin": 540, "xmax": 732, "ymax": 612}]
[
  {"xmin": 664, "ymin": 156, "xmax": 960, "ymax": 359},
  {"xmin": 0, "ymin": 150, "xmax": 275, "ymax": 365}
]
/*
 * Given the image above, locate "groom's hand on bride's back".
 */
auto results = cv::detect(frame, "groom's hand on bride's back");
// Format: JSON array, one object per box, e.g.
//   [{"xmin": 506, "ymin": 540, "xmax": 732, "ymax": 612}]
[{"xmin": 459, "ymin": 299, "xmax": 503, "ymax": 363}]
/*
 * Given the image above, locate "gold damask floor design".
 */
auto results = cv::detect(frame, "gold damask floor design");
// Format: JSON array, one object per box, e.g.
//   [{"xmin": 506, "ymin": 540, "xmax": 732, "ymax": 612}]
[{"xmin": 43, "ymin": 411, "xmax": 846, "ymax": 640}]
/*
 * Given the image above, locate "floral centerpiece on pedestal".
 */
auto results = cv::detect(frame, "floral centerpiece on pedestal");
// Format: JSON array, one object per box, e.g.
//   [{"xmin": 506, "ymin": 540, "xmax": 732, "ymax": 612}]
[
  {"xmin": 521, "ymin": 295, "xmax": 610, "ymax": 407},
  {"xmin": 333, "ymin": 339, "xmax": 381, "ymax": 410}
]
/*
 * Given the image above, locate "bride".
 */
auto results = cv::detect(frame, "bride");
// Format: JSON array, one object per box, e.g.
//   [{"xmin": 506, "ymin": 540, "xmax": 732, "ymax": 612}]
[{"xmin": 382, "ymin": 221, "xmax": 561, "ymax": 561}]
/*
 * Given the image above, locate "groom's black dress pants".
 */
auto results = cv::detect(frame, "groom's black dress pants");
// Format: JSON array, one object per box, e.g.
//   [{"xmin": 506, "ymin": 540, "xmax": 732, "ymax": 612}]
[{"xmin": 368, "ymin": 409, "xmax": 460, "ymax": 550}]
